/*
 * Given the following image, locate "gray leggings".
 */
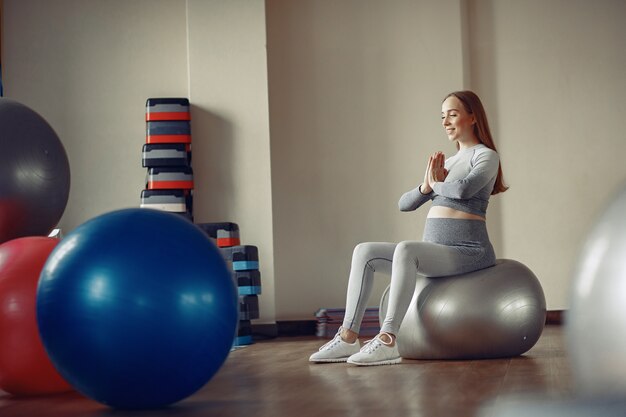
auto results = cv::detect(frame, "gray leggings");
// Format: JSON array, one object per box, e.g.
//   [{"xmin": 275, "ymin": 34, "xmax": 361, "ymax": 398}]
[{"xmin": 343, "ymin": 218, "xmax": 496, "ymax": 335}]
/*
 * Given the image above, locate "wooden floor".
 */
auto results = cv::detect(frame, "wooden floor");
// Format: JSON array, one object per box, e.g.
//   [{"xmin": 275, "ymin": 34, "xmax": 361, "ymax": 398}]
[{"xmin": 0, "ymin": 325, "xmax": 575, "ymax": 417}]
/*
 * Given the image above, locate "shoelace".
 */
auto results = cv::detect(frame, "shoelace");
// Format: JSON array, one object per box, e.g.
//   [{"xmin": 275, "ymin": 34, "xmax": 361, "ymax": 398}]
[
  {"xmin": 360, "ymin": 332, "xmax": 393, "ymax": 353},
  {"xmin": 319, "ymin": 333, "xmax": 343, "ymax": 351}
]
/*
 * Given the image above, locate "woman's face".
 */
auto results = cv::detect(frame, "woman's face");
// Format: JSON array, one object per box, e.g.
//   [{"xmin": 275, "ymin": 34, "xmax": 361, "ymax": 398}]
[{"xmin": 441, "ymin": 96, "xmax": 475, "ymax": 143}]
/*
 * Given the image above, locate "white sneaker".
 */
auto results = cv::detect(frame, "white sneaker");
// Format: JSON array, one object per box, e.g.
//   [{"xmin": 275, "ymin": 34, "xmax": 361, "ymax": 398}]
[
  {"xmin": 346, "ymin": 332, "xmax": 401, "ymax": 366},
  {"xmin": 309, "ymin": 331, "xmax": 361, "ymax": 363}
]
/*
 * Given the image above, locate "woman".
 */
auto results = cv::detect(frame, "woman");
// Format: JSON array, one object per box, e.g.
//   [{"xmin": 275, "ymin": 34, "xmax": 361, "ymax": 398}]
[{"xmin": 309, "ymin": 90, "xmax": 508, "ymax": 366}]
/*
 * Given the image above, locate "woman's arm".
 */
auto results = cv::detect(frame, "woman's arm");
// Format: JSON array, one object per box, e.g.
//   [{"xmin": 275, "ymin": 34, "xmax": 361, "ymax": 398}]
[
  {"xmin": 431, "ymin": 149, "xmax": 499, "ymax": 199},
  {"xmin": 398, "ymin": 185, "xmax": 433, "ymax": 211}
]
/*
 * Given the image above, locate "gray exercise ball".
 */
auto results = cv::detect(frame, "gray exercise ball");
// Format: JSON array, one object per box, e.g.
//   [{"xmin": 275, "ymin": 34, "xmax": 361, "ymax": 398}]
[
  {"xmin": 0, "ymin": 98, "xmax": 70, "ymax": 244},
  {"xmin": 567, "ymin": 185, "xmax": 626, "ymax": 396},
  {"xmin": 380, "ymin": 259, "xmax": 546, "ymax": 359}
]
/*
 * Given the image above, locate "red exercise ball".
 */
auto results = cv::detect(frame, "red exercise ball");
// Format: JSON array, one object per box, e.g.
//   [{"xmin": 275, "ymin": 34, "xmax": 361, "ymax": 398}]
[{"xmin": 0, "ymin": 237, "xmax": 72, "ymax": 395}]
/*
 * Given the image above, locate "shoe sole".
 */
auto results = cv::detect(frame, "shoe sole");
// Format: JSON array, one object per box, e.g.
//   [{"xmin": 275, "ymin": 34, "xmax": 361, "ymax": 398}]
[
  {"xmin": 309, "ymin": 357, "xmax": 349, "ymax": 363},
  {"xmin": 346, "ymin": 357, "xmax": 402, "ymax": 366}
]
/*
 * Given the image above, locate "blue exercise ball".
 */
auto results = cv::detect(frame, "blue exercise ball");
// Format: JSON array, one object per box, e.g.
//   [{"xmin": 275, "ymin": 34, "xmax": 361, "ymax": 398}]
[
  {"xmin": 36, "ymin": 209, "xmax": 238, "ymax": 409},
  {"xmin": 0, "ymin": 98, "xmax": 70, "ymax": 244}
]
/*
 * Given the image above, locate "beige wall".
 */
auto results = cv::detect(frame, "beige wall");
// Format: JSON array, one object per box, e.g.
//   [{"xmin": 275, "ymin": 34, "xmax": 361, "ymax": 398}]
[
  {"xmin": 187, "ymin": 0, "xmax": 275, "ymax": 322},
  {"xmin": 266, "ymin": 0, "xmax": 468, "ymax": 319},
  {"xmin": 468, "ymin": 0, "xmax": 626, "ymax": 309},
  {"xmin": 3, "ymin": 0, "xmax": 189, "ymax": 226},
  {"xmin": 266, "ymin": 0, "xmax": 626, "ymax": 317},
  {"xmin": 3, "ymin": 0, "xmax": 625, "ymax": 323}
]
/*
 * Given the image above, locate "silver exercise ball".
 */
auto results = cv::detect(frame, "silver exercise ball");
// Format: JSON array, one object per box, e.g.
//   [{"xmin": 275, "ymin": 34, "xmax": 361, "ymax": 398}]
[
  {"xmin": 567, "ymin": 186, "xmax": 626, "ymax": 396},
  {"xmin": 380, "ymin": 259, "xmax": 546, "ymax": 360}
]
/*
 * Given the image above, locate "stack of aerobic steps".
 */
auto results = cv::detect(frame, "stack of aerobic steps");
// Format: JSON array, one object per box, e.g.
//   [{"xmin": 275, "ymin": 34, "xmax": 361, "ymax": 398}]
[
  {"xmin": 196, "ymin": 222, "xmax": 262, "ymax": 347},
  {"xmin": 141, "ymin": 98, "xmax": 193, "ymax": 221},
  {"xmin": 315, "ymin": 307, "xmax": 380, "ymax": 338},
  {"xmin": 140, "ymin": 99, "xmax": 261, "ymax": 347}
]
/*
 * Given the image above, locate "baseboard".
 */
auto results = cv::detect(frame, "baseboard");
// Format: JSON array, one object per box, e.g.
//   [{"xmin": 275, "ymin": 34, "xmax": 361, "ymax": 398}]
[
  {"xmin": 253, "ymin": 310, "xmax": 566, "ymax": 339},
  {"xmin": 251, "ymin": 320, "xmax": 316, "ymax": 339},
  {"xmin": 545, "ymin": 310, "xmax": 565, "ymax": 325},
  {"xmin": 250, "ymin": 323, "xmax": 278, "ymax": 339}
]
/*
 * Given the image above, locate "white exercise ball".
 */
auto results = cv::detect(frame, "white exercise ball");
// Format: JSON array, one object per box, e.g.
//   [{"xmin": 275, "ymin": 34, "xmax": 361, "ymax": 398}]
[{"xmin": 567, "ymin": 185, "xmax": 626, "ymax": 396}]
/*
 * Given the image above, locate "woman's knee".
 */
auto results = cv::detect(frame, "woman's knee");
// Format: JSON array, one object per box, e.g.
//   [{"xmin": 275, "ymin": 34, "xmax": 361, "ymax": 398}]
[
  {"xmin": 352, "ymin": 242, "xmax": 378, "ymax": 259},
  {"xmin": 352, "ymin": 242, "xmax": 395, "ymax": 267},
  {"xmin": 394, "ymin": 241, "xmax": 419, "ymax": 264}
]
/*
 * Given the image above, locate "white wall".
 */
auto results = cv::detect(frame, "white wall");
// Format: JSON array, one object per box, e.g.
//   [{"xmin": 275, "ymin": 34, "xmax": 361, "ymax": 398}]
[
  {"xmin": 2, "ymin": 0, "xmax": 276, "ymax": 323},
  {"xmin": 3, "ymin": 0, "xmax": 625, "ymax": 323}
]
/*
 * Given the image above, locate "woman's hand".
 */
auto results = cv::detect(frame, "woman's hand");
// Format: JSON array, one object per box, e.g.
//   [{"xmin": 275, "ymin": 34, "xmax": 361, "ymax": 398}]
[
  {"xmin": 420, "ymin": 154, "xmax": 434, "ymax": 194},
  {"xmin": 423, "ymin": 152, "xmax": 447, "ymax": 192}
]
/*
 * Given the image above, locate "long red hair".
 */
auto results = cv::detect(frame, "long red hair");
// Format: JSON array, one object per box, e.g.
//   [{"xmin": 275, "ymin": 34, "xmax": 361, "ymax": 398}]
[{"xmin": 444, "ymin": 90, "xmax": 508, "ymax": 195}]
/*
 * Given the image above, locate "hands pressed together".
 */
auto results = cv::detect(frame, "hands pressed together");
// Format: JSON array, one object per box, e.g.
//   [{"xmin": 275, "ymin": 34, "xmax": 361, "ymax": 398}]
[{"xmin": 420, "ymin": 152, "xmax": 448, "ymax": 194}]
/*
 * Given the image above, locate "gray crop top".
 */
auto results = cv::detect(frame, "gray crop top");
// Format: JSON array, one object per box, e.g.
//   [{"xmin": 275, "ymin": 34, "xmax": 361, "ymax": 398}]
[{"xmin": 398, "ymin": 144, "xmax": 499, "ymax": 217}]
